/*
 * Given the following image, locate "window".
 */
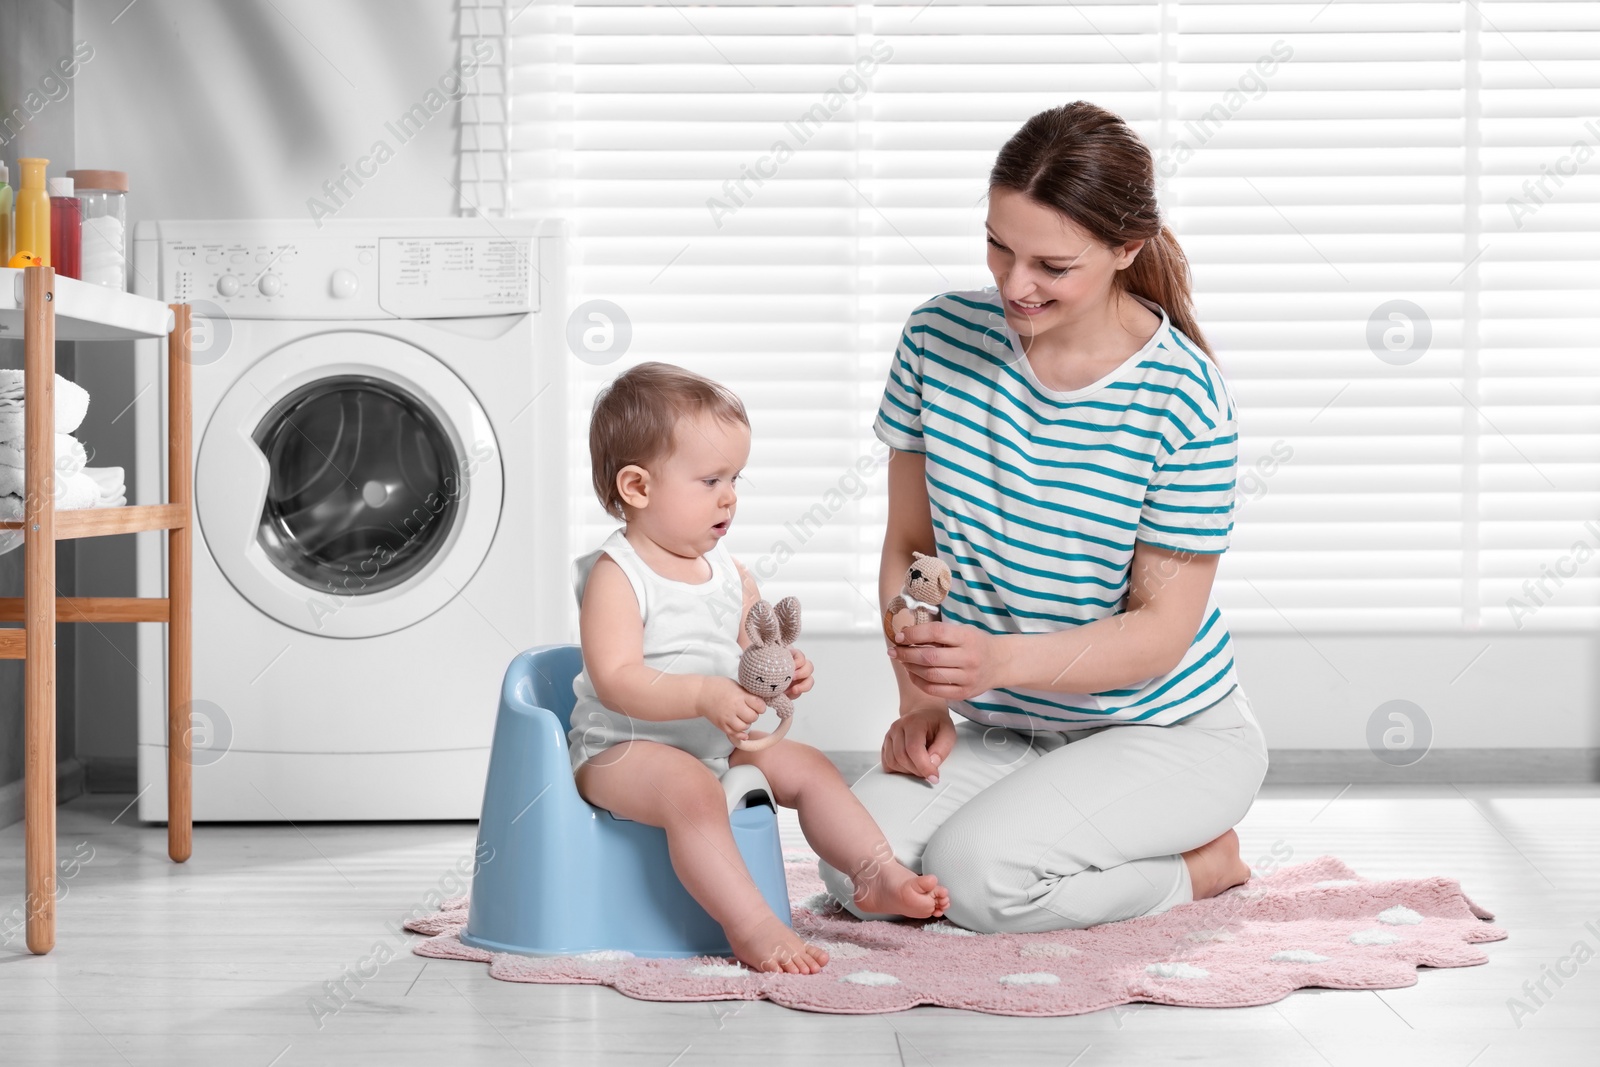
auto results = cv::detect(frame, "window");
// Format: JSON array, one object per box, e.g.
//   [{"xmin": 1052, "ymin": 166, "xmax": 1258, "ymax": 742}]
[{"xmin": 492, "ymin": 0, "xmax": 1600, "ymax": 634}]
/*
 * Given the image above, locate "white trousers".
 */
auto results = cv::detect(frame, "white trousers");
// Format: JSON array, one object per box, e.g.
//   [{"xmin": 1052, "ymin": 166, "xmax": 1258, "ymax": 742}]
[{"xmin": 818, "ymin": 685, "xmax": 1270, "ymax": 932}]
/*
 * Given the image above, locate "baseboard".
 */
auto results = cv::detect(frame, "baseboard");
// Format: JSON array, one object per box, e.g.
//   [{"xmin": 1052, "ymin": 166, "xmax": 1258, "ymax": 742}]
[
  {"xmin": 823, "ymin": 749, "xmax": 1600, "ymax": 785},
  {"xmin": 1263, "ymin": 748, "xmax": 1600, "ymax": 784},
  {"xmin": 80, "ymin": 756, "xmax": 138, "ymax": 794},
  {"xmin": 0, "ymin": 758, "xmax": 86, "ymax": 830}
]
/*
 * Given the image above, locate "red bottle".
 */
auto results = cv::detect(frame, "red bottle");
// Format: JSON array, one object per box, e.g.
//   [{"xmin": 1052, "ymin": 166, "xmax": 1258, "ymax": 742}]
[{"xmin": 48, "ymin": 176, "xmax": 81, "ymax": 280}]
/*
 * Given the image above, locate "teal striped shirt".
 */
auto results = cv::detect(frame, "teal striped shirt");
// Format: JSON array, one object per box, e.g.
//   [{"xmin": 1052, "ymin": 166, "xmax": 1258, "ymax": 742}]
[{"xmin": 874, "ymin": 288, "xmax": 1239, "ymax": 729}]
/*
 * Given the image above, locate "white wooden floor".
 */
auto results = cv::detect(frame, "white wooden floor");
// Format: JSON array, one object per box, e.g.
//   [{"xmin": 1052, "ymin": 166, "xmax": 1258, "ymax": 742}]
[{"xmin": 1, "ymin": 783, "xmax": 1597, "ymax": 1066}]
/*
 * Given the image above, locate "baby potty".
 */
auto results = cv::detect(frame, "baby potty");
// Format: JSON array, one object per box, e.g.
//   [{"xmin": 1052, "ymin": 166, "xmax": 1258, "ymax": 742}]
[{"xmin": 462, "ymin": 644, "xmax": 793, "ymax": 958}]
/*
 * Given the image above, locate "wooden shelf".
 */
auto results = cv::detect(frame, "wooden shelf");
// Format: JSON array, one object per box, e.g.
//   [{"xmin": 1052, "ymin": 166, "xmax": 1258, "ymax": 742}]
[
  {"xmin": 0, "ymin": 596, "xmax": 171, "ymax": 624},
  {"xmin": 0, "ymin": 502, "xmax": 187, "ymax": 540},
  {"xmin": 0, "ymin": 267, "xmax": 175, "ymax": 341},
  {"xmin": 6, "ymin": 265, "xmax": 192, "ymax": 955}
]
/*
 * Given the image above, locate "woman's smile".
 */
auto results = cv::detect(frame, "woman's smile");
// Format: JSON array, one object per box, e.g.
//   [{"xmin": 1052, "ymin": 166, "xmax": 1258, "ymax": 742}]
[{"xmin": 1008, "ymin": 296, "xmax": 1055, "ymax": 317}]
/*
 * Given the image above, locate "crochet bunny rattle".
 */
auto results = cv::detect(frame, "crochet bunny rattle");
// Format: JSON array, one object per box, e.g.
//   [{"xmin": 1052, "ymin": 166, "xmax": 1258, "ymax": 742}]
[
  {"xmin": 882, "ymin": 550, "xmax": 952, "ymax": 642},
  {"xmin": 732, "ymin": 596, "xmax": 802, "ymax": 752}
]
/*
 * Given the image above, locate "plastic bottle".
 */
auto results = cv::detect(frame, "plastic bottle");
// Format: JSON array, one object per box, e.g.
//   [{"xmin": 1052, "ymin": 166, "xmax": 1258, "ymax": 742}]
[
  {"xmin": 67, "ymin": 169, "xmax": 129, "ymax": 290},
  {"xmin": 15, "ymin": 158, "xmax": 50, "ymax": 267},
  {"xmin": 0, "ymin": 163, "xmax": 13, "ymax": 265},
  {"xmin": 49, "ymin": 177, "xmax": 81, "ymax": 280}
]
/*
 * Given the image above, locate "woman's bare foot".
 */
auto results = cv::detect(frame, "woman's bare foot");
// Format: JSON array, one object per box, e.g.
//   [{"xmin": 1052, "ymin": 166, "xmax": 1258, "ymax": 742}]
[
  {"xmin": 852, "ymin": 860, "xmax": 950, "ymax": 919},
  {"xmin": 1181, "ymin": 828, "xmax": 1252, "ymax": 900},
  {"xmin": 726, "ymin": 912, "xmax": 829, "ymax": 974}
]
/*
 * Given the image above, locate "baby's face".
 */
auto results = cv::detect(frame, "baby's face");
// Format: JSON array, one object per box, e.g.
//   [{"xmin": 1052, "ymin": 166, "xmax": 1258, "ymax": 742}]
[{"xmin": 636, "ymin": 412, "xmax": 750, "ymax": 558}]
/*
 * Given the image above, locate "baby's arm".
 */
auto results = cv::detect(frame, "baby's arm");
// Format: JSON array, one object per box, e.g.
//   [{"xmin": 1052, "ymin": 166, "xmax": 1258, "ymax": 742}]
[
  {"xmin": 582, "ymin": 554, "xmax": 766, "ymax": 734},
  {"xmin": 581, "ymin": 554, "xmax": 706, "ymax": 722}
]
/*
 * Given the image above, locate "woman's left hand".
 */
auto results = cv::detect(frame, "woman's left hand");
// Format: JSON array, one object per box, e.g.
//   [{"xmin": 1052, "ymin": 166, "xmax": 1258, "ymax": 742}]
[
  {"xmin": 785, "ymin": 647, "xmax": 815, "ymax": 701},
  {"xmin": 889, "ymin": 622, "xmax": 1004, "ymax": 701}
]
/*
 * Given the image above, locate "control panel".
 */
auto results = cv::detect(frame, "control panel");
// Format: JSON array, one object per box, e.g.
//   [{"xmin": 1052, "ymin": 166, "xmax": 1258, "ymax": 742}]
[{"xmin": 151, "ymin": 233, "xmax": 538, "ymax": 320}]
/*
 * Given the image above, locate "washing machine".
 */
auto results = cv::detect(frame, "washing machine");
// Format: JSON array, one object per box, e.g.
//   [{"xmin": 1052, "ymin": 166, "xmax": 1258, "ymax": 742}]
[{"xmin": 128, "ymin": 218, "xmax": 568, "ymax": 820}]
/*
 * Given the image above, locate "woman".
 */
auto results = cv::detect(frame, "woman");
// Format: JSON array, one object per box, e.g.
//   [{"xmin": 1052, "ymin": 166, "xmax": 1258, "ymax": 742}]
[{"xmin": 818, "ymin": 102, "xmax": 1270, "ymax": 933}]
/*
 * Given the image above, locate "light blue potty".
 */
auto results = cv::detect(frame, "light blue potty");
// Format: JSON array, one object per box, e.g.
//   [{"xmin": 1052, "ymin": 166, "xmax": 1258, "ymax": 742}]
[{"xmin": 462, "ymin": 644, "xmax": 793, "ymax": 958}]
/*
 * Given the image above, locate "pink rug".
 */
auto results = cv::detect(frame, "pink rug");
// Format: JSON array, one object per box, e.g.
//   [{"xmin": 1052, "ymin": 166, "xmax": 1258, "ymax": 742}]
[{"xmin": 403, "ymin": 852, "xmax": 1505, "ymax": 1016}]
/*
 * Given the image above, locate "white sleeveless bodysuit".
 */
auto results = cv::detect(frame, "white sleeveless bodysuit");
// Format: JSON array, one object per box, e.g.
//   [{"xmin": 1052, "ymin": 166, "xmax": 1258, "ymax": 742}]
[{"xmin": 568, "ymin": 527, "xmax": 746, "ymax": 775}]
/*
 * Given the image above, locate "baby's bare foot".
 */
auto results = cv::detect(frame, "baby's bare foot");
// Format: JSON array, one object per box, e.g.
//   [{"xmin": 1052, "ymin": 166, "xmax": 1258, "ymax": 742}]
[
  {"xmin": 852, "ymin": 861, "xmax": 950, "ymax": 919},
  {"xmin": 1182, "ymin": 828, "xmax": 1252, "ymax": 900},
  {"xmin": 726, "ymin": 913, "xmax": 829, "ymax": 974}
]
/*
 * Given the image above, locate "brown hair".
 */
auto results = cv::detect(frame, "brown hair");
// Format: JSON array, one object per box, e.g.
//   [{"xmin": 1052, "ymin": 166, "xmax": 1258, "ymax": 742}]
[
  {"xmin": 989, "ymin": 101, "xmax": 1212, "ymax": 358},
  {"xmin": 588, "ymin": 361, "xmax": 750, "ymax": 521}
]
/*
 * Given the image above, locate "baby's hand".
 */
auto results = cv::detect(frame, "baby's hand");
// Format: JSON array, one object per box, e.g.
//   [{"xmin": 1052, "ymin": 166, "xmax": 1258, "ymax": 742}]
[
  {"xmin": 785, "ymin": 647, "xmax": 814, "ymax": 701},
  {"xmin": 698, "ymin": 676, "xmax": 768, "ymax": 742}
]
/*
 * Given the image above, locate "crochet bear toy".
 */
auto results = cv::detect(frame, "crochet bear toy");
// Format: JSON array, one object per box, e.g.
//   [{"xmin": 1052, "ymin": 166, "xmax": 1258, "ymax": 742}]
[
  {"xmin": 883, "ymin": 550, "xmax": 952, "ymax": 642},
  {"xmin": 733, "ymin": 596, "xmax": 801, "ymax": 752}
]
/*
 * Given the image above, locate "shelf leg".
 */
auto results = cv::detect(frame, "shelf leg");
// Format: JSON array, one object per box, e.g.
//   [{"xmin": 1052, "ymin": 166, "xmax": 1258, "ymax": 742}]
[
  {"xmin": 167, "ymin": 304, "xmax": 193, "ymax": 863},
  {"xmin": 23, "ymin": 266, "xmax": 57, "ymax": 955}
]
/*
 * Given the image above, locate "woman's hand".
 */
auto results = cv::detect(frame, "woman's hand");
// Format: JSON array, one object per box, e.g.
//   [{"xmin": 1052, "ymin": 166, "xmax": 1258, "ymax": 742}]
[
  {"xmin": 785, "ymin": 647, "xmax": 814, "ymax": 701},
  {"xmin": 882, "ymin": 705, "xmax": 956, "ymax": 783},
  {"xmin": 697, "ymin": 676, "xmax": 769, "ymax": 743},
  {"xmin": 887, "ymin": 622, "xmax": 1006, "ymax": 702}
]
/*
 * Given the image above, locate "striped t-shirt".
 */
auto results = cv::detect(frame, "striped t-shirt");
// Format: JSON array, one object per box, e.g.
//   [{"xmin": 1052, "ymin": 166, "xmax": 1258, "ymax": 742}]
[{"xmin": 873, "ymin": 287, "xmax": 1239, "ymax": 730}]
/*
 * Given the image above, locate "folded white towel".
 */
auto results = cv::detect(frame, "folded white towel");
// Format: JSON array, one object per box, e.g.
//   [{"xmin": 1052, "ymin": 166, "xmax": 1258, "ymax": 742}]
[
  {"xmin": 0, "ymin": 473, "xmax": 102, "ymax": 557},
  {"xmin": 0, "ymin": 465, "xmax": 102, "ymax": 505},
  {"xmin": 81, "ymin": 466, "xmax": 126, "ymax": 507},
  {"xmin": 0, "ymin": 371, "xmax": 92, "ymax": 434},
  {"xmin": 0, "ymin": 433, "xmax": 87, "ymax": 475}
]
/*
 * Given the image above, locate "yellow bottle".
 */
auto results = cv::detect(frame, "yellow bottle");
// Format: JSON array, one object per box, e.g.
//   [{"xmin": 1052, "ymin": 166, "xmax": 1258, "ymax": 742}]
[{"xmin": 15, "ymin": 158, "xmax": 51, "ymax": 268}]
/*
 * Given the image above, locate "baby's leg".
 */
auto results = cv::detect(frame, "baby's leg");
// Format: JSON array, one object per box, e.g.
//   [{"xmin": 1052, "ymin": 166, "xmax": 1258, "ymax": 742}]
[
  {"xmin": 731, "ymin": 741, "xmax": 949, "ymax": 919},
  {"xmin": 575, "ymin": 740, "xmax": 828, "ymax": 973}
]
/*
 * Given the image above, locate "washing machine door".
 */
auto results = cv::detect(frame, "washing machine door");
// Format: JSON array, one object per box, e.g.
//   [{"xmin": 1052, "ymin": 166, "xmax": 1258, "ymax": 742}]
[{"xmin": 196, "ymin": 331, "xmax": 503, "ymax": 638}]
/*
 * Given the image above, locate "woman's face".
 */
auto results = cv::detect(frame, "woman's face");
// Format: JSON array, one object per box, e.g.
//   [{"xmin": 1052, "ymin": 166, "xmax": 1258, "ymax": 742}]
[{"xmin": 985, "ymin": 186, "xmax": 1144, "ymax": 341}]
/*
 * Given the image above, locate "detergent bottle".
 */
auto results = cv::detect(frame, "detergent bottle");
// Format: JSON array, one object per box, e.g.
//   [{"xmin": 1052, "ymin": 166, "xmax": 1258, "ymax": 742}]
[{"xmin": 15, "ymin": 158, "xmax": 51, "ymax": 267}]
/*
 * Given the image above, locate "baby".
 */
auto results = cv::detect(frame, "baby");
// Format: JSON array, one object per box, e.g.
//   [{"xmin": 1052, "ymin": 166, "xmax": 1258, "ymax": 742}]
[{"xmin": 570, "ymin": 361, "xmax": 949, "ymax": 974}]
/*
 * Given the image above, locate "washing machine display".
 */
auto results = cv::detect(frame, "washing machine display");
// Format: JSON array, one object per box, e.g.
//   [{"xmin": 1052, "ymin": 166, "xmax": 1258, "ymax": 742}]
[{"xmin": 253, "ymin": 375, "xmax": 461, "ymax": 596}]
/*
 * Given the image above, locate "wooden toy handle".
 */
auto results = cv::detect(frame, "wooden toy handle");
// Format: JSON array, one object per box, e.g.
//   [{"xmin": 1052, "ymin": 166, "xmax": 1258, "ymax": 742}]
[{"xmin": 731, "ymin": 714, "xmax": 793, "ymax": 752}]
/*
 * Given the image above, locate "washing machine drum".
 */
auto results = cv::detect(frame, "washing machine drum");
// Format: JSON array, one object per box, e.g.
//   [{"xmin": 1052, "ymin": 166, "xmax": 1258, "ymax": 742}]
[
  {"xmin": 197, "ymin": 333, "xmax": 503, "ymax": 638},
  {"xmin": 254, "ymin": 375, "xmax": 459, "ymax": 595}
]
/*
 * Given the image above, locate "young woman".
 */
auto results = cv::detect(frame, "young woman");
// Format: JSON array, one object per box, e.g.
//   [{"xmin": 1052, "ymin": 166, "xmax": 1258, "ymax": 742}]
[{"xmin": 818, "ymin": 101, "xmax": 1271, "ymax": 933}]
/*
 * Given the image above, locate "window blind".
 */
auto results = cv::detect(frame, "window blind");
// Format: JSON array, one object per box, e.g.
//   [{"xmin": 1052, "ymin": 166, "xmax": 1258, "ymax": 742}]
[{"xmin": 497, "ymin": 0, "xmax": 1600, "ymax": 635}]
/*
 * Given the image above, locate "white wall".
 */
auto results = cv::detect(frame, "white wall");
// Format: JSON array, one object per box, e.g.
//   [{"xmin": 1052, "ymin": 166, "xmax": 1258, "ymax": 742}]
[{"xmin": 788, "ymin": 633, "xmax": 1600, "ymax": 754}]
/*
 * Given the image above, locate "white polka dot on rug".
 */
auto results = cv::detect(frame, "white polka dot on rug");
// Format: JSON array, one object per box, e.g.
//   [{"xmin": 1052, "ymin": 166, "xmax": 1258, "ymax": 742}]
[
  {"xmin": 1350, "ymin": 929, "xmax": 1403, "ymax": 946},
  {"xmin": 1146, "ymin": 962, "xmax": 1209, "ymax": 979},
  {"xmin": 925, "ymin": 921, "xmax": 978, "ymax": 936},
  {"xmin": 1377, "ymin": 905, "xmax": 1423, "ymax": 925},
  {"xmin": 575, "ymin": 949, "xmax": 634, "ymax": 962},
  {"xmin": 810, "ymin": 939, "xmax": 871, "ymax": 959},
  {"xmin": 998, "ymin": 972, "xmax": 1060, "ymax": 986},
  {"xmin": 688, "ymin": 963, "xmax": 751, "ymax": 978},
  {"xmin": 797, "ymin": 891, "xmax": 840, "ymax": 914},
  {"xmin": 1020, "ymin": 942, "xmax": 1082, "ymax": 958},
  {"xmin": 840, "ymin": 970, "xmax": 900, "ymax": 986},
  {"xmin": 1271, "ymin": 950, "xmax": 1330, "ymax": 963}
]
